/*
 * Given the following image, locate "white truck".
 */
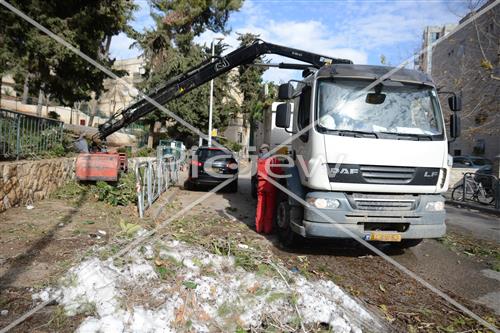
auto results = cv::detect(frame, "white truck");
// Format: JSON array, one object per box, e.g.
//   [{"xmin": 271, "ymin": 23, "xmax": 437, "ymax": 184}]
[
  {"xmin": 92, "ymin": 39, "xmax": 460, "ymax": 249},
  {"xmin": 273, "ymin": 64, "xmax": 461, "ymax": 248},
  {"xmin": 254, "ymin": 102, "xmax": 293, "ymax": 155}
]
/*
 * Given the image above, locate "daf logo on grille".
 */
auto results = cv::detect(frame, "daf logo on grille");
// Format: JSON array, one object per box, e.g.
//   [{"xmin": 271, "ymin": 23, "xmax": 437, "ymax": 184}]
[
  {"xmin": 424, "ymin": 171, "xmax": 439, "ymax": 178},
  {"xmin": 331, "ymin": 167, "xmax": 359, "ymax": 175}
]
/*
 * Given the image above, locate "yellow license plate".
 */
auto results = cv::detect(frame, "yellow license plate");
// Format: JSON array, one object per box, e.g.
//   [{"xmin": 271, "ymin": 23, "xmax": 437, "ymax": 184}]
[{"xmin": 368, "ymin": 232, "xmax": 402, "ymax": 242}]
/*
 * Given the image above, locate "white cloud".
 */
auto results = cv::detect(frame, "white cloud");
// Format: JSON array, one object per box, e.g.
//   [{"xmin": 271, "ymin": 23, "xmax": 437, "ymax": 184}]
[
  {"xmin": 195, "ymin": 19, "xmax": 368, "ymax": 82},
  {"xmin": 333, "ymin": 1, "xmax": 462, "ymax": 51},
  {"xmin": 109, "ymin": 0, "xmax": 154, "ymax": 60}
]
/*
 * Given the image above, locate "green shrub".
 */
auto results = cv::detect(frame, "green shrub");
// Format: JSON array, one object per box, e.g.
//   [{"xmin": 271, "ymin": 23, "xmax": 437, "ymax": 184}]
[
  {"xmin": 116, "ymin": 146, "xmax": 133, "ymax": 158},
  {"xmin": 92, "ymin": 172, "xmax": 136, "ymax": 206},
  {"xmin": 135, "ymin": 147, "xmax": 155, "ymax": 157},
  {"xmin": 47, "ymin": 111, "xmax": 61, "ymax": 120},
  {"xmin": 49, "ymin": 143, "xmax": 66, "ymax": 157}
]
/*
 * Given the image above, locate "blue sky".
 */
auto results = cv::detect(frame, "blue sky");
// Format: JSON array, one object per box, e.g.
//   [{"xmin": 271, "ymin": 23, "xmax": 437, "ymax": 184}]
[{"xmin": 110, "ymin": 0, "xmax": 470, "ymax": 82}]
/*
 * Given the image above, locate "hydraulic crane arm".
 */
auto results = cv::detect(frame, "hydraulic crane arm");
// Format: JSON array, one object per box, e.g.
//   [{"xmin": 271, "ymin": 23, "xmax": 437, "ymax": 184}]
[{"xmin": 96, "ymin": 39, "xmax": 352, "ymax": 140}]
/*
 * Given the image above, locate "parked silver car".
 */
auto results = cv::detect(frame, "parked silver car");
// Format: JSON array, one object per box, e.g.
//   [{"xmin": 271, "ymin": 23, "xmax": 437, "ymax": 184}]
[{"xmin": 452, "ymin": 156, "xmax": 492, "ymax": 168}]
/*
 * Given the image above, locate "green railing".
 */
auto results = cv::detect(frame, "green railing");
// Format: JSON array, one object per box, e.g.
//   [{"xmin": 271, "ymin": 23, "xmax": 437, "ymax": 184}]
[{"xmin": 0, "ymin": 109, "xmax": 64, "ymax": 159}]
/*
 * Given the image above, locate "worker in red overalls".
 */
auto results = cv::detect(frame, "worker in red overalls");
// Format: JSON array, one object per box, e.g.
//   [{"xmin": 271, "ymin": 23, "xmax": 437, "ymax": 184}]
[{"xmin": 255, "ymin": 144, "xmax": 282, "ymax": 234}]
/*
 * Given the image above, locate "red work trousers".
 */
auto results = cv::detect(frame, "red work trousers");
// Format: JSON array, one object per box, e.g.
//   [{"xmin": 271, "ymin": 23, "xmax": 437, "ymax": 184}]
[
  {"xmin": 255, "ymin": 157, "xmax": 282, "ymax": 234},
  {"xmin": 255, "ymin": 186, "xmax": 276, "ymax": 234}
]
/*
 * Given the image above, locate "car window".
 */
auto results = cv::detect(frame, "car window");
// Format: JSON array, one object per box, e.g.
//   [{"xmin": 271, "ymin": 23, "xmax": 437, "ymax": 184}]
[
  {"xmin": 196, "ymin": 149, "xmax": 232, "ymax": 161},
  {"xmin": 471, "ymin": 158, "xmax": 490, "ymax": 166}
]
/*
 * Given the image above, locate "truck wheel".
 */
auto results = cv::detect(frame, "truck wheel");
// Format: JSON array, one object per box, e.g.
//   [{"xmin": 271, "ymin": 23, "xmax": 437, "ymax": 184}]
[
  {"xmin": 391, "ymin": 239, "xmax": 423, "ymax": 249},
  {"xmin": 276, "ymin": 199, "xmax": 302, "ymax": 248}
]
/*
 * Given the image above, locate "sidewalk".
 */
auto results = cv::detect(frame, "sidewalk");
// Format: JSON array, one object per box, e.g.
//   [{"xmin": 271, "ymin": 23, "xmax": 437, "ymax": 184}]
[{"xmin": 446, "ymin": 199, "xmax": 500, "ymax": 217}]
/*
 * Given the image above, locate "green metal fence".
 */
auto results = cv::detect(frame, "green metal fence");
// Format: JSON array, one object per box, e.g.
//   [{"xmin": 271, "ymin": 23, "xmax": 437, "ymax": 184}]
[{"xmin": 0, "ymin": 109, "xmax": 64, "ymax": 159}]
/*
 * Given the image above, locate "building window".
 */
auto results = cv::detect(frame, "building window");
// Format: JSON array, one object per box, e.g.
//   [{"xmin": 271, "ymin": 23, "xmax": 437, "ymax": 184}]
[
  {"xmin": 237, "ymin": 132, "xmax": 242, "ymax": 143},
  {"xmin": 454, "ymin": 149, "xmax": 461, "ymax": 156},
  {"xmin": 475, "ymin": 111, "xmax": 488, "ymax": 125},
  {"xmin": 457, "ymin": 41, "xmax": 465, "ymax": 57},
  {"xmin": 80, "ymin": 119, "xmax": 86, "ymax": 126},
  {"xmin": 473, "ymin": 139, "xmax": 485, "ymax": 155},
  {"xmin": 431, "ymin": 32, "xmax": 440, "ymax": 42},
  {"xmin": 486, "ymin": 22, "xmax": 494, "ymax": 33}
]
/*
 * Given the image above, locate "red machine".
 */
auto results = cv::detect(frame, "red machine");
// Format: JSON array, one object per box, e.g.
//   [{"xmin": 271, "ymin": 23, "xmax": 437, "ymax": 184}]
[{"xmin": 76, "ymin": 152, "xmax": 128, "ymax": 182}]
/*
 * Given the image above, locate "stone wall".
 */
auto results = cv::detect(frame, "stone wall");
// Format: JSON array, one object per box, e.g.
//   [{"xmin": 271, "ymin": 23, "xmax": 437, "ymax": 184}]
[
  {"xmin": 0, "ymin": 157, "xmax": 75, "ymax": 212},
  {"xmin": 449, "ymin": 167, "xmax": 480, "ymax": 189}
]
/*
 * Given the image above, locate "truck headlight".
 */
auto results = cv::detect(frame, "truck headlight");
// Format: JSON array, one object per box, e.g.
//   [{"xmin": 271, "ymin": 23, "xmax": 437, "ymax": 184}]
[
  {"xmin": 306, "ymin": 197, "xmax": 340, "ymax": 209},
  {"xmin": 425, "ymin": 201, "xmax": 445, "ymax": 211}
]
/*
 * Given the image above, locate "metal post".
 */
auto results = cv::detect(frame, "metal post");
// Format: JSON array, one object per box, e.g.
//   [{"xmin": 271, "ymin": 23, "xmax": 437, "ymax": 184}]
[
  {"xmin": 15, "ymin": 114, "xmax": 21, "ymax": 159},
  {"xmin": 135, "ymin": 163, "xmax": 144, "ymax": 218},
  {"xmin": 462, "ymin": 173, "xmax": 466, "ymax": 202},
  {"xmin": 147, "ymin": 161, "xmax": 153, "ymax": 207},
  {"xmin": 157, "ymin": 146, "xmax": 163, "ymax": 193},
  {"xmin": 208, "ymin": 37, "xmax": 224, "ymax": 147},
  {"xmin": 495, "ymin": 179, "xmax": 500, "ymax": 209},
  {"xmin": 208, "ymin": 42, "xmax": 215, "ymax": 147}
]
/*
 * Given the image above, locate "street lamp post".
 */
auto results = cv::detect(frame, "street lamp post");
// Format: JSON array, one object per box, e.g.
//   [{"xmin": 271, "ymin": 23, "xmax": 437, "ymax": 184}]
[{"xmin": 208, "ymin": 37, "xmax": 223, "ymax": 147}]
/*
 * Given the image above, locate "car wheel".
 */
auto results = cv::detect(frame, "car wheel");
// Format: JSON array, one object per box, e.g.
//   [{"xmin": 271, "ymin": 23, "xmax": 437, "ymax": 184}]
[
  {"xmin": 184, "ymin": 180, "xmax": 194, "ymax": 191},
  {"xmin": 251, "ymin": 177, "xmax": 257, "ymax": 199},
  {"xmin": 228, "ymin": 179, "xmax": 238, "ymax": 193},
  {"xmin": 276, "ymin": 198, "xmax": 302, "ymax": 248}
]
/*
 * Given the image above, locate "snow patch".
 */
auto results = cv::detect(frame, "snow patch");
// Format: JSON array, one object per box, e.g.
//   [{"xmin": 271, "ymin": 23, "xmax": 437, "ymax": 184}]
[{"xmin": 34, "ymin": 241, "xmax": 382, "ymax": 332}]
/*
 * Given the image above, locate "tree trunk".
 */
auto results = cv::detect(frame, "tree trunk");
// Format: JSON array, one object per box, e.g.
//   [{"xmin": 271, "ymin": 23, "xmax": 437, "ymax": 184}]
[
  {"xmin": 147, "ymin": 122, "xmax": 155, "ymax": 148},
  {"xmin": 22, "ymin": 75, "xmax": 29, "ymax": 104},
  {"xmin": 88, "ymin": 102, "xmax": 96, "ymax": 127},
  {"xmin": 36, "ymin": 89, "xmax": 43, "ymax": 116},
  {"xmin": 75, "ymin": 101, "xmax": 80, "ymax": 125},
  {"xmin": 70, "ymin": 106, "xmax": 73, "ymax": 125},
  {"xmin": 74, "ymin": 102, "xmax": 82, "ymax": 126},
  {"xmin": 0, "ymin": 75, "xmax": 3, "ymax": 109},
  {"xmin": 104, "ymin": 35, "xmax": 112, "ymax": 57},
  {"xmin": 45, "ymin": 94, "xmax": 50, "ymax": 117}
]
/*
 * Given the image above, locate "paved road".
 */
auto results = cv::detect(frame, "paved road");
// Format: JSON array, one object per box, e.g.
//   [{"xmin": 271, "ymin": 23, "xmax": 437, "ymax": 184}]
[
  {"xmin": 445, "ymin": 205, "xmax": 500, "ymax": 243},
  {"xmin": 178, "ymin": 165, "xmax": 500, "ymax": 323}
]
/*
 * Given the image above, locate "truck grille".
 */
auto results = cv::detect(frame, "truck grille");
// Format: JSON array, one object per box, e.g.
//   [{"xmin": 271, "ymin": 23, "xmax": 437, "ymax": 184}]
[
  {"xmin": 354, "ymin": 198, "xmax": 415, "ymax": 211},
  {"xmin": 347, "ymin": 194, "xmax": 417, "ymax": 211},
  {"xmin": 360, "ymin": 165, "xmax": 416, "ymax": 185}
]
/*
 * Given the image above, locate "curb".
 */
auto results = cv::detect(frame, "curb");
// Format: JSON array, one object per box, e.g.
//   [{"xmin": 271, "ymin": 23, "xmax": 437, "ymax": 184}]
[{"xmin": 445, "ymin": 199, "xmax": 500, "ymax": 217}]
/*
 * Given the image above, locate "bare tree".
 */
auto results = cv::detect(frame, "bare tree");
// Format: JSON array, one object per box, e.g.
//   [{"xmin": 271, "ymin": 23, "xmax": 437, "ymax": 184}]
[{"xmin": 432, "ymin": 0, "xmax": 499, "ymax": 147}]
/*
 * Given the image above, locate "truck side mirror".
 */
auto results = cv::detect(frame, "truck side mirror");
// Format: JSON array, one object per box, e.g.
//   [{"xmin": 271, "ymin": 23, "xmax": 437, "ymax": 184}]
[
  {"xmin": 276, "ymin": 103, "xmax": 292, "ymax": 128},
  {"xmin": 278, "ymin": 83, "xmax": 294, "ymax": 100},
  {"xmin": 448, "ymin": 95, "xmax": 462, "ymax": 111},
  {"xmin": 450, "ymin": 113, "xmax": 461, "ymax": 138}
]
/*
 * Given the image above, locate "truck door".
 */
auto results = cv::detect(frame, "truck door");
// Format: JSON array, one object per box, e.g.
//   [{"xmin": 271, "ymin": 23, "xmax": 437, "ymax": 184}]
[{"xmin": 294, "ymin": 85, "xmax": 313, "ymax": 184}]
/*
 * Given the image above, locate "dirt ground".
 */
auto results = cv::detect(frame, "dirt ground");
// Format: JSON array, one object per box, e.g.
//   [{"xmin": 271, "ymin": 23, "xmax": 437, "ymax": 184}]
[
  {"xmin": 0, "ymin": 186, "xmax": 152, "ymax": 332},
  {"xmin": 0, "ymin": 168, "xmax": 499, "ymax": 332}
]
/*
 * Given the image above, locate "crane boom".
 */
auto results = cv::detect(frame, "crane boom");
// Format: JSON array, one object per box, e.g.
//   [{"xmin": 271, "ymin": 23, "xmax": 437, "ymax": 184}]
[{"xmin": 97, "ymin": 40, "xmax": 352, "ymax": 140}]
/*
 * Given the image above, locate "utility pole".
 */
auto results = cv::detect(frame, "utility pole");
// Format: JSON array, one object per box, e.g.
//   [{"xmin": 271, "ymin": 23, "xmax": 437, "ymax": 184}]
[{"xmin": 208, "ymin": 37, "xmax": 224, "ymax": 147}]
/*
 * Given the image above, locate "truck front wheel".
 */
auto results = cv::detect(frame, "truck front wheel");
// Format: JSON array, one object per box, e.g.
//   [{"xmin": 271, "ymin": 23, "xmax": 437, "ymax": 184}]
[{"xmin": 276, "ymin": 199, "xmax": 302, "ymax": 248}]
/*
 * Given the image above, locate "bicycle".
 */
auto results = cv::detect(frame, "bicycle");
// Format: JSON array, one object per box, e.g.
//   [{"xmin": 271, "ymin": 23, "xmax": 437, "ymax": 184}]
[{"xmin": 452, "ymin": 172, "xmax": 496, "ymax": 205}]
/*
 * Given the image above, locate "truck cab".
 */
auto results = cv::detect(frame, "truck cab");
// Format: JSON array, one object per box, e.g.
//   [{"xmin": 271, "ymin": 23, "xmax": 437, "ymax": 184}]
[{"xmin": 274, "ymin": 64, "xmax": 461, "ymax": 248}]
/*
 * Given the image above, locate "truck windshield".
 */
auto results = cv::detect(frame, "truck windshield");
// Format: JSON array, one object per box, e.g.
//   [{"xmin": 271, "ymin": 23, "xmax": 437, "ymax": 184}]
[{"xmin": 316, "ymin": 79, "xmax": 444, "ymax": 139}]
